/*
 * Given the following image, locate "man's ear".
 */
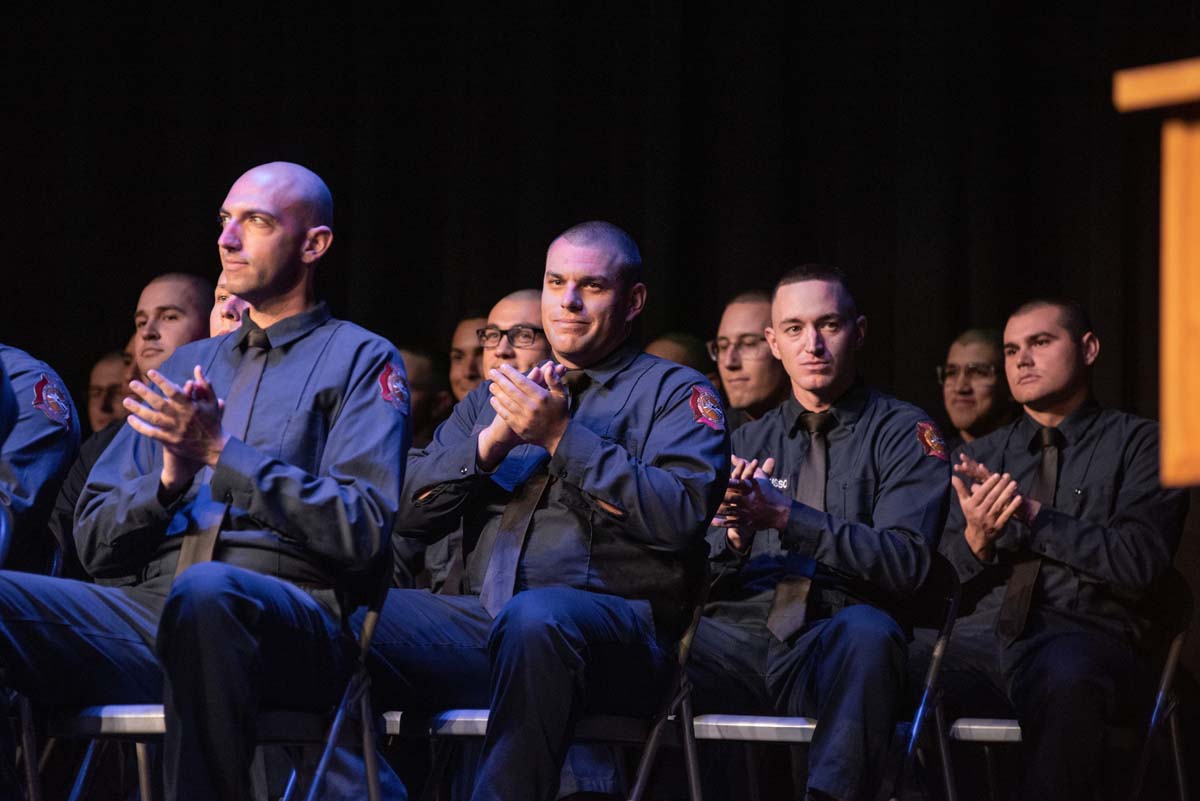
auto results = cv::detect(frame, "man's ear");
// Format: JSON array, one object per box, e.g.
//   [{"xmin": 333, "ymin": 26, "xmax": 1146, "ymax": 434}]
[
  {"xmin": 1081, "ymin": 331, "xmax": 1100, "ymax": 367},
  {"xmin": 300, "ymin": 226, "xmax": 334, "ymax": 264},
  {"xmin": 765, "ymin": 326, "xmax": 782, "ymax": 360},
  {"xmin": 854, "ymin": 315, "xmax": 868, "ymax": 350},
  {"xmin": 624, "ymin": 282, "xmax": 647, "ymax": 323}
]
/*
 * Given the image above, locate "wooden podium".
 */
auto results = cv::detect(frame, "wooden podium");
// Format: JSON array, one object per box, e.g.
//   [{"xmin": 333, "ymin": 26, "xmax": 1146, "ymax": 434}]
[{"xmin": 1115, "ymin": 58, "xmax": 1200, "ymax": 487}]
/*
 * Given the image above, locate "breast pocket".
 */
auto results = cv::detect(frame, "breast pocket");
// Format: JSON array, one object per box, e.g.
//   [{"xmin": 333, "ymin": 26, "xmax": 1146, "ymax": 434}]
[
  {"xmin": 839, "ymin": 478, "xmax": 877, "ymax": 523},
  {"xmin": 279, "ymin": 409, "xmax": 328, "ymax": 472}
]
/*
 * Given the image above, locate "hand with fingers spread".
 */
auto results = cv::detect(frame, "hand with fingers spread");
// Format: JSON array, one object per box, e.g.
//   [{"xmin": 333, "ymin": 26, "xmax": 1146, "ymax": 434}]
[
  {"xmin": 951, "ymin": 460, "xmax": 1025, "ymax": 561},
  {"xmin": 123, "ymin": 366, "xmax": 228, "ymax": 493},
  {"xmin": 487, "ymin": 361, "xmax": 570, "ymax": 454},
  {"xmin": 714, "ymin": 455, "xmax": 791, "ymax": 543}
]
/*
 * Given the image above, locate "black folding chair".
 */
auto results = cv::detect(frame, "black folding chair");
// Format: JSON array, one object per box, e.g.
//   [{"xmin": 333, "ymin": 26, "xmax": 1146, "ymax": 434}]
[
  {"xmin": 938, "ymin": 568, "xmax": 1194, "ymax": 801},
  {"xmin": 18, "ymin": 550, "xmax": 395, "ymax": 801}
]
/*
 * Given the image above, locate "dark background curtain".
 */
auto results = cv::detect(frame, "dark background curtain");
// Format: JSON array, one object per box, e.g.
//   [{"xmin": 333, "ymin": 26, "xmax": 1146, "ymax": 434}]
[{"xmin": 3, "ymin": 3, "xmax": 1200, "ymax": 662}]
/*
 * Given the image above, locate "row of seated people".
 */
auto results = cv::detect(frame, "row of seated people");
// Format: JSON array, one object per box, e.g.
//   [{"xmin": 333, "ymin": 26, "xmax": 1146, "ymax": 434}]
[{"xmin": 0, "ymin": 161, "xmax": 1186, "ymax": 801}]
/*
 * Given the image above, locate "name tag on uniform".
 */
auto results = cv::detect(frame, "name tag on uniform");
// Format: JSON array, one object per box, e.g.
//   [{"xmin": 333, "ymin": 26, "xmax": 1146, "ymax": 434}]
[{"xmin": 770, "ymin": 477, "xmax": 789, "ymax": 491}]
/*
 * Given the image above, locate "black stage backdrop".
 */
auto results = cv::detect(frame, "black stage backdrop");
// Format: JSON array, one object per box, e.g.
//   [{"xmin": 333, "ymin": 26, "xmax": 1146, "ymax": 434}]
[{"xmin": 3, "ymin": 4, "xmax": 1200, "ymax": 659}]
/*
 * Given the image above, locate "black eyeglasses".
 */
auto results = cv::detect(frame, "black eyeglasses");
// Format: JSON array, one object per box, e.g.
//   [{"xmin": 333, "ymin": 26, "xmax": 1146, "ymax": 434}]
[
  {"xmin": 706, "ymin": 335, "xmax": 773, "ymax": 362},
  {"xmin": 936, "ymin": 363, "xmax": 998, "ymax": 384},
  {"xmin": 477, "ymin": 325, "xmax": 545, "ymax": 349}
]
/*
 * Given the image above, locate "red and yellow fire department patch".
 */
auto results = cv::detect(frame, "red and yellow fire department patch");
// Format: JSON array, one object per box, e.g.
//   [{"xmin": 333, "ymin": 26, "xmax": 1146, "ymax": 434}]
[
  {"xmin": 690, "ymin": 385, "xmax": 725, "ymax": 431},
  {"xmin": 917, "ymin": 421, "xmax": 948, "ymax": 462},
  {"xmin": 32, "ymin": 373, "xmax": 71, "ymax": 427},
  {"xmin": 378, "ymin": 363, "xmax": 411, "ymax": 414}
]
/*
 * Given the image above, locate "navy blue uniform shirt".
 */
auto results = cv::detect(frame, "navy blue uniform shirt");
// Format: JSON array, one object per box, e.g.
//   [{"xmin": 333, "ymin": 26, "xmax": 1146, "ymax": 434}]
[
  {"xmin": 0, "ymin": 344, "xmax": 80, "ymax": 571},
  {"xmin": 707, "ymin": 381, "xmax": 950, "ymax": 626},
  {"xmin": 76, "ymin": 304, "xmax": 409, "ymax": 602},
  {"xmin": 941, "ymin": 402, "xmax": 1188, "ymax": 644},
  {"xmin": 396, "ymin": 343, "xmax": 730, "ymax": 640}
]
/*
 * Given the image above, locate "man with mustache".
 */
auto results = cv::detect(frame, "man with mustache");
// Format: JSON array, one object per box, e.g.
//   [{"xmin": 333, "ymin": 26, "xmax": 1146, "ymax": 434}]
[
  {"xmin": 938, "ymin": 328, "xmax": 1016, "ymax": 451},
  {"xmin": 692, "ymin": 264, "xmax": 950, "ymax": 801},
  {"xmin": 379, "ymin": 221, "xmax": 728, "ymax": 801},
  {"xmin": 920, "ymin": 298, "xmax": 1188, "ymax": 801}
]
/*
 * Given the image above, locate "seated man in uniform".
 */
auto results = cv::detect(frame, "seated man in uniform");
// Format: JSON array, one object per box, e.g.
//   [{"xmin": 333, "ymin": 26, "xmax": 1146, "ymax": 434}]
[
  {"xmin": 86, "ymin": 350, "xmax": 132, "ymax": 434},
  {"xmin": 0, "ymin": 343, "xmax": 80, "ymax": 572},
  {"xmin": 916, "ymin": 298, "xmax": 1188, "ymax": 801},
  {"xmin": 52, "ymin": 273, "xmax": 214, "ymax": 580},
  {"xmin": 0, "ymin": 161, "xmax": 408, "ymax": 801},
  {"xmin": 449, "ymin": 311, "xmax": 488, "ymax": 402},
  {"xmin": 693, "ymin": 264, "xmax": 950, "ymax": 801},
  {"xmin": 938, "ymin": 327, "xmax": 1016, "ymax": 451},
  {"xmin": 375, "ymin": 221, "xmax": 729, "ymax": 801},
  {"xmin": 708, "ymin": 290, "xmax": 789, "ymax": 434}
]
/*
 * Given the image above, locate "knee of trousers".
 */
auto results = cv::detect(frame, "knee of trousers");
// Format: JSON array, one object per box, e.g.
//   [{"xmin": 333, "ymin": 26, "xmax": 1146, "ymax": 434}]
[
  {"xmin": 488, "ymin": 588, "xmax": 587, "ymax": 670},
  {"xmin": 821, "ymin": 604, "xmax": 907, "ymax": 672},
  {"xmin": 157, "ymin": 563, "xmax": 257, "ymax": 658}
]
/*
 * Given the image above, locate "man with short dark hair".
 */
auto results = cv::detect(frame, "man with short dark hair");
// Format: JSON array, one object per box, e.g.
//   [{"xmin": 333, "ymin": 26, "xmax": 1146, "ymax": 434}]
[
  {"xmin": 209, "ymin": 270, "xmax": 250, "ymax": 337},
  {"xmin": 692, "ymin": 264, "xmax": 949, "ymax": 801},
  {"xmin": 87, "ymin": 351, "xmax": 131, "ymax": 434},
  {"xmin": 709, "ymin": 290, "xmax": 789, "ymax": 434},
  {"xmin": 450, "ymin": 313, "xmax": 488, "ymax": 402},
  {"xmin": 133, "ymin": 272, "xmax": 213, "ymax": 376},
  {"xmin": 0, "ymin": 162, "xmax": 408, "ymax": 801},
  {"xmin": 645, "ymin": 332, "xmax": 716, "ymax": 383},
  {"xmin": 938, "ymin": 328, "xmax": 1016, "ymax": 450},
  {"xmin": 918, "ymin": 298, "xmax": 1187, "ymax": 801},
  {"xmin": 374, "ymin": 221, "xmax": 728, "ymax": 801}
]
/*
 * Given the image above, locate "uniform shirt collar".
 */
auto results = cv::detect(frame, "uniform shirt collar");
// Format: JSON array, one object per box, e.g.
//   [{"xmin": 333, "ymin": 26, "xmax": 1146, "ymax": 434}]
[
  {"xmin": 782, "ymin": 377, "xmax": 869, "ymax": 436},
  {"xmin": 232, "ymin": 302, "xmax": 332, "ymax": 351},
  {"xmin": 571, "ymin": 341, "xmax": 641, "ymax": 388},
  {"xmin": 1014, "ymin": 396, "xmax": 1102, "ymax": 451}
]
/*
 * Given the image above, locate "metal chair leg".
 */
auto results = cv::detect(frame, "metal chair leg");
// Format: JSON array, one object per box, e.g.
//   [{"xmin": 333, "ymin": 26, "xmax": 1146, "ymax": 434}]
[
  {"xmin": 361, "ymin": 691, "xmax": 382, "ymax": 801},
  {"xmin": 18, "ymin": 696, "xmax": 43, "ymax": 801},
  {"xmin": 678, "ymin": 692, "xmax": 703, "ymax": 801},
  {"xmin": 303, "ymin": 675, "xmax": 361, "ymax": 801},
  {"xmin": 934, "ymin": 703, "xmax": 957, "ymax": 801},
  {"xmin": 983, "ymin": 744, "xmax": 1000, "ymax": 801},
  {"xmin": 1170, "ymin": 710, "xmax": 1189, "ymax": 801},
  {"xmin": 135, "ymin": 742, "xmax": 156, "ymax": 801},
  {"xmin": 626, "ymin": 712, "xmax": 669, "ymax": 801},
  {"xmin": 744, "ymin": 742, "xmax": 761, "ymax": 801},
  {"xmin": 65, "ymin": 740, "xmax": 104, "ymax": 801}
]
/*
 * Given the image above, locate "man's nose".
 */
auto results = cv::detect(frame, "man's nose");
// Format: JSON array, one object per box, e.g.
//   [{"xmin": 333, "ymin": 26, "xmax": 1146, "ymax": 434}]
[
  {"xmin": 218, "ymin": 221, "xmax": 241, "ymax": 250},
  {"xmin": 720, "ymin": 347, "xmax": 741, "ymax": 370},
  {"xmin": 495, "ymin": 334, "xmax": 516, "ymax": 357},
  {"xmin": 561, "ymin": 284, "xmax": 583, "ymax": 310}
]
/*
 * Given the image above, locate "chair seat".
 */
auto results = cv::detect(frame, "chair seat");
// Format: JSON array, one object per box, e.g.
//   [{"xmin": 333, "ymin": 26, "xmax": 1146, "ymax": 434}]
[
  {"xmin": 48, "ymin": 704, "xmax": 328, "ymax": 743},
  {"xmin": 693, "ymin": 714, "xmax": 819, "ymax": 743},
  {"xmin": 948, "ymin": 718, "xmax": 1023, "ymax": 743}
]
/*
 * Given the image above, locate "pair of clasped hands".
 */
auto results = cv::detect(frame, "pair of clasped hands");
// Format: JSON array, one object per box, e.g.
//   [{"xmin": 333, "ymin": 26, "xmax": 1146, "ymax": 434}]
[
  {"xmin": 476, "ymin": 362, "xmax": 572, "ymax": 470},
  {"xmin": 711, "ymin": 451, "xmax": 1041, "ymax": 560},
  {"xmin": 123, "ymin": 367, "xmax": 228, "ymax": 497}
]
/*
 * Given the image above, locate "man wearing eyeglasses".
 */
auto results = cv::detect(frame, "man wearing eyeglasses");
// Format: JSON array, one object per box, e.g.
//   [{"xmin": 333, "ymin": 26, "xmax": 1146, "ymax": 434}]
[
  {"xmin": 938, "ymin": 329, "xmax": 1016, "ymax": 451},
  {"xmin": 708, "ymin": 291, "xmax": 789, "ymax": 434}
]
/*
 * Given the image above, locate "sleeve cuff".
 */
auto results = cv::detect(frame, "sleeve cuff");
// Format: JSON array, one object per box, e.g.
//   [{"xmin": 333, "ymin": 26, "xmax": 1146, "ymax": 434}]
[
  {"xmin": 780, "ymin": 502, "xmax": 823, "ymax": 557},
  {"xmin": 210, "ymin": 436, "xmax": 262, "ymax": 508},
  {"xmin": 943, "ymin": 532, "xmax": 991, "ymax": 580},
  {"xmin": 547, "ymin": 419, "xmax": 603, "ymax": 486}
]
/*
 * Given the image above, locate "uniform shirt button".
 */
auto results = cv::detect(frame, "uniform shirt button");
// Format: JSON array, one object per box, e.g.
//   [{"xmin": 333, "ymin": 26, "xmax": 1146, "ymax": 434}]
[{"xmin": 460, "ymin": 467, "xmax": 468, "ymax": 475}]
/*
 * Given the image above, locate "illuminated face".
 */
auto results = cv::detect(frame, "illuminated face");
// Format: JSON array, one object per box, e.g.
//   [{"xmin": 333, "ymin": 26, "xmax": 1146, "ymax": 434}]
[
  {"xmin": 482, "ymin": 297, "xmax": 550, "ymax": 375},
  {"xmin": 942, "ymin": 340, "xmax": 1007, "ymax": 437},
  {"xmin": 209, "ymin": 272, "xmax": 250, "ymax": 336},
  {"xmin": 714, "ymin": 300, "xmax": 786, "ymax": 412},
  {"xmin": 87, "ymin": 354, "xmax": 129, "ymax": 432},
  {"xmin": 765, "ymin": 280, "xmax": 865, "ymax": 406},
  {"xmin": 1004, "ymin": 305, "xmax": 1097, "ymax": 411},
  {"xmin": 134, "ymin": 278, "xmax": 209, "ymax": 375},
  {"xmin": 449, "ymin": 317, "xmax": 486, "ymax": 401},
  {"xmin": 217, "ymin": 167, "xmax": 312, "ymax": 308},
  {"xmin": 541, "ymin": 240, "xmax": 645, "ymax": 369}
]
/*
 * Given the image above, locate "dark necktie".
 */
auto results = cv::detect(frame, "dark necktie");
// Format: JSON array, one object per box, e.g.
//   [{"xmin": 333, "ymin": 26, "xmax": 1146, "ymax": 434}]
[
  {"xmin": 766, "ymin": 410, "xmax": 836, "ymax": 642},
  {"xmin": 477, "ymin": 368, "xmax": 589, "ymax": 616},
  {"xmin": 174, "ymin": 328, "xmax": 271, "ymax": 578},
  {"xmin": 995, "ymin": 425, "xmax": 1063, "ymax": 646}
]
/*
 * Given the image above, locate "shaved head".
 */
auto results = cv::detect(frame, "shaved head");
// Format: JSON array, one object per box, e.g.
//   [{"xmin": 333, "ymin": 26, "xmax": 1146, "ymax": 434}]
[
  {"xmin": 145, "ymin": 272, "xmax": 213, "ymax": 318},
  {"xmin": 228, "ymin": 161, "xmax": 333, "ymax": 229},
  {"xmin": 550, "ymin": 221, "xmax": 642, "ymax": 286}
]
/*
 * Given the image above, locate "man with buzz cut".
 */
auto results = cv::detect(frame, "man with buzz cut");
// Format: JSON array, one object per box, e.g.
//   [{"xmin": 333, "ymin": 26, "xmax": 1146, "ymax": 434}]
[
  {"xmin": 919, "ymin": 298, "xmax": 1188, "ymax": 801},
  {"xmin": 374, "ymin": 221, "xmax": 729, "ymax": 801},
  {"xmin": 691, "ymin": 264, "xmax": 950, "ymax": 801},
  {"xmin": 0, "ymin": 162, "xmax": 408, "ymax": 801},
  {"xmin": 708, "ymin": 290, "xmax": 790, "ymax": 434}
]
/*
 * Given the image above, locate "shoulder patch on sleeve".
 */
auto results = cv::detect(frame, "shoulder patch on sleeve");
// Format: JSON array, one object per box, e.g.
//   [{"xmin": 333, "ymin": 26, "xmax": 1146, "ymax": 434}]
[
  {"xmin": 32, "ymin": 373, "xmax": 71, "ymax": 427},
  {"xmin": 916, "ymin": 421, "xmax": 948, "ymax": 462},
  {"xmin": 690, "ymin": 385, "xmax": 725, "ymax": 431},
  {"xmin": 378, "ymin": 363, "xmax": 411, "ymax": 414}
]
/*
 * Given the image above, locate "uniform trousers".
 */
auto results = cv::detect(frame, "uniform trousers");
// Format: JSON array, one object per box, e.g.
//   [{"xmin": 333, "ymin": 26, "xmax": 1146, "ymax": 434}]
[
  {"xmin": 909, "ymin": 612, "xmax": 1151, "ymax": 801},
  {"xmin": 688, "ymin": 605, "xmax": 908, "ymax": 801},
  {"xmin": 0, "ymin": 563, "xmax": 350, "ymax": 801},
  {"xmin": 361, "ymin": 586, "xmax": 672, "ymax": 801}
]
